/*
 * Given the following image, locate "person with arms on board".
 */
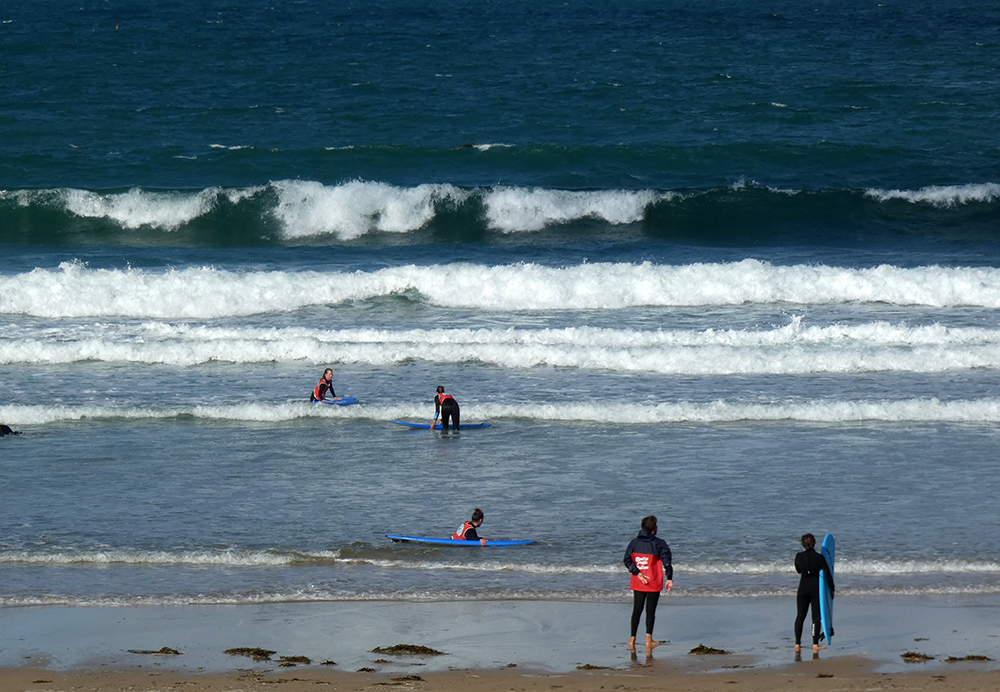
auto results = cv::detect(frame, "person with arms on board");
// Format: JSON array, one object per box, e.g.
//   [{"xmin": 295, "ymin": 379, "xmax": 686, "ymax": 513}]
[
  {"xmin": 432, "ymin": 385, "xmax": 460, "ymax": 431},
  {"xmin": 794, "ymin": 532, "xmax": 834, "ymax": 653},
  {"xmin": 310, "ymin": 368, "xmax": 336, "ymax": 402},
  {"xmin": 452, "ymin": 507, "xmax": 486, "ymax": 546},
  {"xmin": 623, "ymin": 514, "xmax": 673, "ymax": 655}
]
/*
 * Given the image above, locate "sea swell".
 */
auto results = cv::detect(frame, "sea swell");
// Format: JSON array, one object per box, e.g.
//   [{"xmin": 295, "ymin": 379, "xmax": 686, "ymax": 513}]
[
  {"xmin": 7, "ymin": 260, "xmax": 1000, "ymax": 318},
  {"xmin": 2, "ymin": 180, "xmax": 998, "ymax": 246}
]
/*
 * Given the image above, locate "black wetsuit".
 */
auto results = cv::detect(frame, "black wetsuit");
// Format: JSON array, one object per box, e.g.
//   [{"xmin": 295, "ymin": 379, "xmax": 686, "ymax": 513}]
[
  {"xmin": 435, "ymin": 394, "xmax": 460, "ymax": 430},
  {"xmin": 310, "ymin": 379, "xmax": 335, "ymax": 402},
  {"xmin": 794, "ymin": 547, "xmax": 834, "ymax": 646}
]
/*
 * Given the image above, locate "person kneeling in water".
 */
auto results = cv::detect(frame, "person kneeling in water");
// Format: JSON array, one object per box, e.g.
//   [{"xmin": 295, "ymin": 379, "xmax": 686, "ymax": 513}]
[
  {"xmin": 452, "ymin": 507, "xmax": 486, "ymax": 546},
  {"xmin": 310, "ymin": 368, "xmax": 336, "ymax": 402}
]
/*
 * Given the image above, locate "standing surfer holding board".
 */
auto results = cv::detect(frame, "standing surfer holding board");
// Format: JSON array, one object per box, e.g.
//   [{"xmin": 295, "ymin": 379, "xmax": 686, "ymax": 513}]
[
  {"xmin": 794, "ymin": 532, "xmax": 834, "ymax": 653},
  {"xmin": 432, "ymin": 386, "xmax": 460, "ymax": 431},
  {"xmin": 623, "ymin": 515, "xmax": 673, "ymax": 655}
]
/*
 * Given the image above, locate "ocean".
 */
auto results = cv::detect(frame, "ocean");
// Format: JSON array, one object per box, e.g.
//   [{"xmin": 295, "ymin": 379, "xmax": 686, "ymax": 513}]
[{"xmin": 2, "ymin": 0, "xmax": 1000, "ymax": 608}]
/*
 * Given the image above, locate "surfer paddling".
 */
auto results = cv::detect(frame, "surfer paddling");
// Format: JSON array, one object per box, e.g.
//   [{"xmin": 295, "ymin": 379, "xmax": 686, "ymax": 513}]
[
  {"xmin": 432, "ymin": 385, "xmax": 460, "ymax": 431},
  {"xmin": 453, "ymin": 507, "xmax": 487, "ymax": 546},
  {"xmin": 794, "ymin": 532, "xmax": 834, "ymax": 653},
  {"xmin": 310, "ymin": 368, "xmax": 336, "ymax": 402},
  {"xmin": 623, "ymin": 515, "xmax": 673, "ymax": 655}
]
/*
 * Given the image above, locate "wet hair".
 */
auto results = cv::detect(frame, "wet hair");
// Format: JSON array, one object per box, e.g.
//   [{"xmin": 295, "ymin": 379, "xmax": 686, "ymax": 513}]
[
  {"xmin": 323, "ymin": 368, "xmax": 333, "ymax": 377},
  {"xmin": 436, "ymin": 385, "xmax": 444, "ymax": 393},
  {"xmin": 800, "ymin": 533, "xmax": 816, "ymax": 550},
  {"xmin": 471, "ymin": 507, "xmax": 484, "ymax": 523},
  {"xmin": 640, "ymin": 515, "xmax": 657, "ymax": 533}
]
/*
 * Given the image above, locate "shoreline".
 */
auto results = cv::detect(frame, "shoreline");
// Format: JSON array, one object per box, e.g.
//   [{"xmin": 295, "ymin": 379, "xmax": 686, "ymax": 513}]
[
  {"xmin": 2, "ymin": 657, "xmax": 1000, "ymax": 692},
  {"xmin": 2, "ymin": 595, "xmax": 999, "ymax": 679}
]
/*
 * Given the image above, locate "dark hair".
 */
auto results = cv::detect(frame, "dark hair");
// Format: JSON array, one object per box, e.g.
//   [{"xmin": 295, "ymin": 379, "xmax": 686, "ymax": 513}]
[
  {"xmin": 436, "ymin": 385, "xmax": 444, "ymax": 393},
  {"xmin": 640, "ymin": 515, "xmax": 657, "ymax": 533},
  {"xmin": 800, "ymin": 533, "xmax": 816, "ymax": 549},
  {"xmin": 472, "ymin": 507, "xmax": 484, "ymax": 523}
]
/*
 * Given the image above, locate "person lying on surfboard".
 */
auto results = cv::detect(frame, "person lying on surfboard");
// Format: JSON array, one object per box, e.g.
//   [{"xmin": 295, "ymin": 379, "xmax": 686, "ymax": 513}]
[
  {"xmin": 794, "ymin": 532, "xmax": 834, "ymax": 653},
  {"xmin": 310, "ymin": 368, "xmax": 336, "ymax": 402},
  {"xmin": 452, "ymin": 507, "xmax": 486, "ymax": 546},
  {"xmin": 432, "ymin": 385, "xmax": 460, "ymax": 431}
]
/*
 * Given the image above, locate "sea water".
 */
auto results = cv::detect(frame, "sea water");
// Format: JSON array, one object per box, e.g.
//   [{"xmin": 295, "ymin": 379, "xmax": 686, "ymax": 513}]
[{"xmin": 2, "ymin": 0, "xmax": 1000, "ymax": 607}]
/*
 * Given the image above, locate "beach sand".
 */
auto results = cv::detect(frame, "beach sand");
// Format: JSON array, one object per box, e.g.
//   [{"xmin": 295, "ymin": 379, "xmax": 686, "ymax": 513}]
[{"xmin": 1, "ymin": 596, "xmax": 998, "ymax": 691}]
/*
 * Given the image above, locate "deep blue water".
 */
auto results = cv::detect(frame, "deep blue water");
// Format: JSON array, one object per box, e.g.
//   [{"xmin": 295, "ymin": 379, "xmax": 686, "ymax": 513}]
[{"xmin": 2, "ymin": 0, "xmax": 1000, "ymax": 606}]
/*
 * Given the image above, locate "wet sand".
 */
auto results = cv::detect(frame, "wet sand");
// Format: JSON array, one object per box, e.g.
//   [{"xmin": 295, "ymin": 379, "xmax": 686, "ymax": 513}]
[{"xmin": 1, "ymin": 596, "xmax": 998, "ymax": 690}]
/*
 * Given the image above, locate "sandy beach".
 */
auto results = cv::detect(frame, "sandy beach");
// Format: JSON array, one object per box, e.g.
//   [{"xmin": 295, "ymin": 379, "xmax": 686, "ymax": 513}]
[{"xmin": 2, "ymin": 596, "xmax": 998, "ymax": 691}]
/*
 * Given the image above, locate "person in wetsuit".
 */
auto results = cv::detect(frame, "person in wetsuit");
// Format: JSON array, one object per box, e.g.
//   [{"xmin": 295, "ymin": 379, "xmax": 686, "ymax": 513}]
[
  {"xmin": 794, "ymin": 532, "xmax": 834, "ymax": 653},
  {"xmin": 452, "ymin": 507, "xmax": 486, "ymax": 546},
  {"xmin": 310, "ymin": 368, "xmax": 335, "ymax": 402},
  {"xmin": 623, "ymin": 515, "xmax": 673, "ymax": 655},
  {"xmin": 432, "ymin": 385, "xmax": 460, "ymax": 430}
]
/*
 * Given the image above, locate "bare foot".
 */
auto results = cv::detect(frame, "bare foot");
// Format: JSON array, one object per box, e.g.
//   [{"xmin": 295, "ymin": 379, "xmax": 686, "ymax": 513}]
[
  {"xmin": 646, "ymin": 639, "xmax": 661, "ymax": 651},
  {"xmin": 627, "ymin": 638, "xmax": 636, "ymax": 653},
  {"xmin": 795, "ymin": 644, "xmax": 801, "ymax": 651},
  {"xmin": 813, "ymin": 644, "xmax": 825, "ymax": 653}
]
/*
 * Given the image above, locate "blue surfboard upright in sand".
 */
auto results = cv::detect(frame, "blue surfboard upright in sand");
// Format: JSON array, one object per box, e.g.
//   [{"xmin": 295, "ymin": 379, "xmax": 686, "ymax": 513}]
[
  {"xmin": 819, "ymin": 533, "xmax": 835, "ymax": 644},
  {"xmin": 386, "ymin": 534, "xmax": 535, "ymax": 547}
]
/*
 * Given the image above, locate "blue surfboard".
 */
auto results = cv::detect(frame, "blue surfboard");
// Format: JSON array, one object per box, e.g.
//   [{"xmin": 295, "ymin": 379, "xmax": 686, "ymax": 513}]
[
  {"xmin": 386, "ymin": 534, "xmax": 535, "ymax": 547},
  {"xmin": 391, "ymin": 420, "xmax": 491, "ymax": 429},
  {"xmin": 314, "ymin": 397, "xmax": 358, "ymax": 406},
  {"xmin": 819, "ymin": 533, "xmax": 835, "ymax": 644}
]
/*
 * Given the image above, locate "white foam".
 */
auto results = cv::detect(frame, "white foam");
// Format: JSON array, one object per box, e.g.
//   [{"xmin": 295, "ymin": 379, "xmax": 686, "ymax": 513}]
[
  {"xmin": 482, "ymin": 187, "xmax": 663, "ymax": 232},
  {"xmin": 271, "ymin": 180, "xmax": 469, "ymax": 239},
  {"xmin": 8, "ymin": 260, "xmax": 1000, "ymax": 318},
  {"xmin": 6, "ymin": 398, "xmax": 1000, "ymax": 426},
  {"xmin": 866, "ymin": 182, "xmax": 1000, "ymax": 206},
  {"xmin": 0, "ymin": 548, "xmax": 339, "ymax": 567},
  {"xmin": 61, "ymin": 187, "xmax": 217, "ymax": 230},
  {"xmin": 5, "ymin": 319, "xmax": 1000, "ymax": 375}
]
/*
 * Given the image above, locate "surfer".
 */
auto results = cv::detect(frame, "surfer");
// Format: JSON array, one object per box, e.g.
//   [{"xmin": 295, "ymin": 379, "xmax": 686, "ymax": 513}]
[
  {"xmin": 623, "ymin": 515, "xmax": 673, "ymax": 655},
  {"xmin": 794, "ymin": 533, "xmax": 834, "ymax": 653},
  {"xmin": 310, "ymin": 368, "xmax": 336, "ymax": 402},
  {"xmin": 452, "ymin": 507, "xmax": 486, "ymax": 546},
  {"xmin": 432, "ymin": 385, "xmax": 460, "ymax": 431}
]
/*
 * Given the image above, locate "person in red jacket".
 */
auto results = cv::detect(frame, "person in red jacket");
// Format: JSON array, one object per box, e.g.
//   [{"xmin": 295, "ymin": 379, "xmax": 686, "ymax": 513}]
[
  {"xmin": 310, "ymin": 368, "xmax": 335, "ymax": 402},
  {"xmin": 452, "ymin": 507, "xmax": 486, "ymax": 546},
  {"xmin": 623, "ymin": 515, "xmax": 673, "ymax": 654},
  {"xmin": 432, "ymin": 385, "xmax": 460, "ymax": 430}
]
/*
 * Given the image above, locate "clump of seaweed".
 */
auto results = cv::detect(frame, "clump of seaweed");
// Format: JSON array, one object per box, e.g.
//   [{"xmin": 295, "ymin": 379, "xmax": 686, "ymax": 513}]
[
  {"xmin": 225, "ymin": 647, "xmax": 277, "ymax": 661},
  {"xmin": 392, "ymin": 675, "xmax": 425, "ymax": 682},
  {"xmin": 127, "ymin": 647, "xmax": 182, "ymax": 655},
  {"xmin": 357, "ymin": 667, "xmax": 377, "ymax": 672},
  {"xmin": 371, "ymin": 644, "xmax": 446, "ymax": 656},
  {"xmin": 689, "ymin": 644, "xmax": 730, "ymax": 655},
  {"xmin": 901, "ymin": 651, "xmax": 934, "ymax": 662},
  {"xmin": 576, "ymin": 664, "xmax": 609, "ymax": 670},
  {"xmin": 279, "ymin": 655, "xmax": 311, "ymax": 667},
  {"xmin": 945, "ymin": 655, "xmax": 992, "ymax": 662},
  {"xmin": 321, "ymin": 660, "xmax": 337, "ymax": 666}
]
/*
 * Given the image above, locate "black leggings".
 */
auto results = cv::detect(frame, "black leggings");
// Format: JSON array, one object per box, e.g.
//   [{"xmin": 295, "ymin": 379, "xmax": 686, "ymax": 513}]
[
  {"xmin": 794, "ymin": 585, "xmax": 822, "ymax": 645},
  {"xmin": 440, "ymin": 402, "xmax": 460, "ymax": 430},
  {"xmin": 630, "ymin": 590, "xmax": 661, "ymax": 637}
]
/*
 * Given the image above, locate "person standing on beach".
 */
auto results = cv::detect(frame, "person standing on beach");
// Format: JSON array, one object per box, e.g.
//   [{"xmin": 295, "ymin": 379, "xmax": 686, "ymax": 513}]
[
  {"xmin": 794, "ymin": 532, "xmax": 834, "ymax": 653},
  {"xmin": 310, "ymin": 368, "xmax": 335, "ymax": 402},
  {"xmin": 432, "ymin": 385, "xmax": 460, "ymax": 430},
  {"xmin": 623, "ymin": 515, "xmax": 673, "ymax": 654},
  {"xmin": 452, "ymin": 507, "xmax": 487, "ymax": 546}
]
